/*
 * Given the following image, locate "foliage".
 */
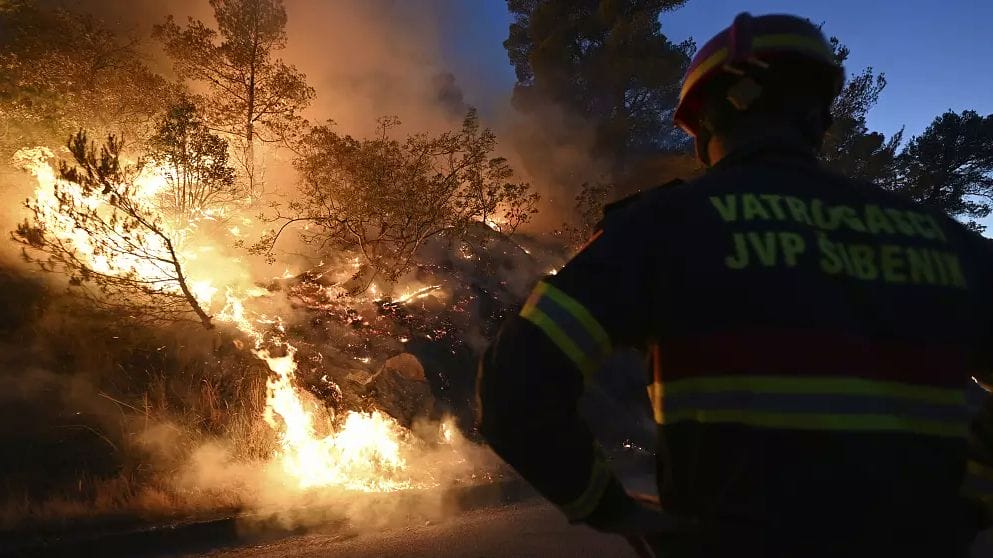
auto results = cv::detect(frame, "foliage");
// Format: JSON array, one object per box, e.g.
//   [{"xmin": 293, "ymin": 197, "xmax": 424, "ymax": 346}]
[
  {"xmin": 558, "ymin": 182, "xmax": 612, "ymax": 248},
  {"xmin": 13, "ymin": 132, "xmax": 213, "ymax": 328},
  {"xmin": 893, "ymin": 110, "xmax": 993, "ymax": 231},
  {"xmin": 504, "ymin": 0, "xmax": 693, "ymax": 173},
  {"xmin": 153, "ymin": 0, "xmax": 314, "ymax": 147},
  {"xmin": 0, "ymin": 1, "xmax": 168, "ymax": 157},
  {"xmin": 148, "ymin": 97, "xmax": 240, "ymax": 223},
  {"xmin": 821, "ymin": 38, "xmax": 903, "ymax": 185},
  {"xmin": 258, "ymin": 110, "xmax": 539, "ymax": 282},
  {"xmin": 821, "ymin": 41, "xmax": 993, "ymax": 231}
]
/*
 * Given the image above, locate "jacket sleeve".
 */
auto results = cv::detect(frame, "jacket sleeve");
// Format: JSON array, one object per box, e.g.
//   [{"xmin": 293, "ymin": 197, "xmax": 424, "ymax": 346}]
[
  {"xmin": 962, "ymin": 233, "xmax": 993, "ymax": 528},
  {"xmin": 963, "ymin": 384, "xmax": 993, "ymax": 529},
  {"xmin": 477, "ymin": 209, "xmax": 655, "ymax": 523}
]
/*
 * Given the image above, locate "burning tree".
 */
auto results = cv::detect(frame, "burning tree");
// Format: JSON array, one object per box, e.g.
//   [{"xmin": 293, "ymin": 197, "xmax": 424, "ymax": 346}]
[
  {"xmin": 14, "ymin": 132, "xmax": 213, "ymax": 328},
  {"xmin": 148, "ymin": 97, "xmax": 240, "ymax": 223},
  {"xmin": 257, "ymin": 109, "xmax": 539, "ymax": 284},
  {"xmin": 154, "ymin": 0, "xmax": 315, "ymax": 197}
]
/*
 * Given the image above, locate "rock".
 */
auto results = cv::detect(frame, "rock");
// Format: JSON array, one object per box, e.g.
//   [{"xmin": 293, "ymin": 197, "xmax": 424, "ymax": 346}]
[
  {"xmin": 345, "ymin": 368, "xmax": 375, "ymax": 386},
  {"xmin": 382, "ymin": 352, "xmax": 426, "ymax": 381},
  {"xmin": 369, "ymin": 353, "xmax": 435, "ymax": 426}
]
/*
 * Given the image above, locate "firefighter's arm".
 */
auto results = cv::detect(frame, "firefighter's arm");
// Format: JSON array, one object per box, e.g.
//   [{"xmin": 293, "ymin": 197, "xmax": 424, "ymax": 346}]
[
  {"xmin": 966, "ymin": 238, "xmax": 993, "ymax": 527},
  {"xmin": 478, "ymin": 317, "xmax": 634, "ymax": 524},
  {"xmin": 477, "ymin": 212, "xmax": 655, "ymax": 527},
  {"xmin": 963, "ymin": 383, "xmax": 993, "ymax": 528}
]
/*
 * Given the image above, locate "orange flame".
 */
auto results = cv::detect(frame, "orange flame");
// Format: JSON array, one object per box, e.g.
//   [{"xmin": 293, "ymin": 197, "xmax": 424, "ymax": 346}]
[{"xmin": 19, "ymin": 150, "xmax": 441, "ymax": 494}]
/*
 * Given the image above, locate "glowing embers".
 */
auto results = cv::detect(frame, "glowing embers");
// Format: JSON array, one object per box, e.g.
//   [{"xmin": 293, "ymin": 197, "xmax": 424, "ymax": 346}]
[
  {"xmin": 394, "ymin": 284, "xmax": 442, "ymax": 305},
  {"xmin": 17, "ymin": 146, "xmax": 444, "ymax": 495}
]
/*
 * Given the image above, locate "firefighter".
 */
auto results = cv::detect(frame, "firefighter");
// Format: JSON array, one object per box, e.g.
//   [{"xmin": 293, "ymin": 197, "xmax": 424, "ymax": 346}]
[{"xmin": 476, "ymin": 12, "xmax": 993, "ymax": 558}]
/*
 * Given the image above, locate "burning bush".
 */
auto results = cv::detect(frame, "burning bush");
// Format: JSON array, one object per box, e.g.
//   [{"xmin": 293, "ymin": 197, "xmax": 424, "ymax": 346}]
[
  {"xmin": 14, "ymin": 132, "xmax": 214, "ymax": 328},
  {"xmin": 1, "ymin": 0, "xmax": 540, "ymax": 534},
  {"xmin": 256, "ymin": 109, "xmax": 539, "ymax": 284}
]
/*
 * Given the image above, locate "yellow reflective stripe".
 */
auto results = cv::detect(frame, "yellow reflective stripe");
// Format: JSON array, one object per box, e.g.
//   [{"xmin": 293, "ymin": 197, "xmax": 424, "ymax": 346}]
[
  {"xmin": 647, "ymin": 381, "xmax": 665, "ymax": 424},
  {"xmin": 519, "ymin": 305, "xmax": 596, "ymax": 376},
  {"xmin": 536, "ymin": 282, "xmax": 612, "ymax": 356},
  {"xmin": 680, "ymin": 47, "xmax": 728, "ymax": 98},
  {"xmin": 519, "ymin": 281, "xmax": 612, "ymax": 379},
  {"xmin": 963, "ymin": 460, "xmax": 993, "ymax": 508},
  {"xmin": 666, "ymin": 376, "xmax": 963, "ymax": 406},
  {"xmin": 559, "ymin": 449, "xmax": 612, "ymax": 521},
  {"xmin": 663, "ymin": 409, "xmax": 967, "ymax": 438},
  {"xmin": 680, "ymin": 33, "xmax": 835, "ymax": 99},
  {"xmin": 752, "ymin": 33, "xmax": 835, "ymax": 60}
]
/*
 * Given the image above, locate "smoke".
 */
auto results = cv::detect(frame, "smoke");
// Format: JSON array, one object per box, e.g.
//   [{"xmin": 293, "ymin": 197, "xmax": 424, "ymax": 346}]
[
  {"xmin": 0, "ymin": 0, "xmax": 589, "ymax": 535},
  {"xmin": 283, "ymin": 0, "xmax": 467, "ymax": 136},
  {"xmin": 163, "ymin": 414, "xmax": 501, "ymax": 532},
  {"xmin": 30, "ymin": 0, "xmax": 600, "ymax": 227},
  {"xmin": 39, "ymin": 0, "xmax": 475, "ymax": 135}
]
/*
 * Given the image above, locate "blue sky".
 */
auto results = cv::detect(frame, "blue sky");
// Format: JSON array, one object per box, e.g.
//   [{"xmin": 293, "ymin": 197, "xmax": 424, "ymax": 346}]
[
  {"xmin": 441, "ymin": 0, "xmax": 993, "ymax": 141},
  {"xmin": 663, "ymin": 0, "xmax": 993, "ymax": 140},
  {"xmin": 438, "ymin": 1, "xmax": 993, "ymax": 230}
]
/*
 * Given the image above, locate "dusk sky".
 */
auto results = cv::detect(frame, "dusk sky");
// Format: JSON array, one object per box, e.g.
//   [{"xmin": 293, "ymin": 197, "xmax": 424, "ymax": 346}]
[
  {"xmin": 440, "ymin": 1, "xmax": 993, "ymax": 141},
  {"xmin": 437, "ymin": 1, "xmax": 993, "ymax": 230}
]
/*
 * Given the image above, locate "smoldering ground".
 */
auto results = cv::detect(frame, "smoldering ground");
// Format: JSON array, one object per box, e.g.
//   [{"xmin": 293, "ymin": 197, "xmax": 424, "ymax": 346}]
[{"xmin": 0, "ymin": 0, "xmax": 656, "ymax": 538}]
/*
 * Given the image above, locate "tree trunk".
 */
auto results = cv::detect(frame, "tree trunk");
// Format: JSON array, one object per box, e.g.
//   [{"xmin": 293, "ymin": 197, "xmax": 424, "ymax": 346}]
[
  {"xmin": 165, "ymin": 237, "xmax": 213, "ymax": 329},
  {"xmin": 245, "ymin": 13, "xmax": 260, "ymax": 202}
]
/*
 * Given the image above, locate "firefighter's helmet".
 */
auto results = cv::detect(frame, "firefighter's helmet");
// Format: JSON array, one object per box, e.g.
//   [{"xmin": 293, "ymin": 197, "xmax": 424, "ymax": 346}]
[{"xmin": 673, "ymin": 13, "xmax": 844, "ymax": 140}]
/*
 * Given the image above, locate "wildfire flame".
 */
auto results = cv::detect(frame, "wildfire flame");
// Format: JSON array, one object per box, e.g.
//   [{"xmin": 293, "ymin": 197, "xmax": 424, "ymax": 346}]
[
  {"xmin": 394, "ymin": 284, "xmax": 442, "ymax": 304},
  {"xmin": 16, "ymin": 147, "xmax": 182, "ymax": 285},
  {"xmin": 258, "ymin": 346, "xmax": 413, "ymax": 491},
  {"xmin": 18, "ymin": 148, "xmax": 443, "ymax": 494}
]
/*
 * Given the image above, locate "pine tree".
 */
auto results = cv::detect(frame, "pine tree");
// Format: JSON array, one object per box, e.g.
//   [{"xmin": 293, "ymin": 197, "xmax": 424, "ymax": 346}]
[
  {"xmin": 505, "ymin": 0, "xmax": 692, "ymax": 175},
  {"xmin": 894, "ymin": 110, "xmax": 993, "ymax": 231},
  {"xmin": 154, "ymin": 0, "xmax": 314, "ymax": 198}
]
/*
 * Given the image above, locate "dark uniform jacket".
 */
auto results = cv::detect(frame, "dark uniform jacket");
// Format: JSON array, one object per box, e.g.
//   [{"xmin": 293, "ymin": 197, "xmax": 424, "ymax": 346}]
[{"xmin": 477, "ymin": 142, "xmax": 993, "ymax": 557}]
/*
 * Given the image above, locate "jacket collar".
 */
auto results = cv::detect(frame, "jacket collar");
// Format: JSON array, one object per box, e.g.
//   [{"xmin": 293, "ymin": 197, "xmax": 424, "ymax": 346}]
[{"xmin": 710, "ymin": 140, "xmax": 820, "ymax": 171}]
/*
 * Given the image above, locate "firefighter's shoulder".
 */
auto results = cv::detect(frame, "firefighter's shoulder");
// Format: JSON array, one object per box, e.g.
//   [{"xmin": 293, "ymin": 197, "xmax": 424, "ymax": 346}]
[{"xmin": 601, "ymin": 178, "xmax": 685, "ymax": 218}]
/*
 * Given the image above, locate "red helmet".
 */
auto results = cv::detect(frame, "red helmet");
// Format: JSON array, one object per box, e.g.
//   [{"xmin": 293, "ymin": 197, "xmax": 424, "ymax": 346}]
[{"xmin": 673, "ymin": 13, "xmax": 844, "ymax": 139}]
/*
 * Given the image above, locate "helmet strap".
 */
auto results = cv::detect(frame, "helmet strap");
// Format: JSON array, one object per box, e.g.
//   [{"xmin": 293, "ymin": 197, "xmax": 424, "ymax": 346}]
[{"xmin": 695, "ymin": 120, "xmax": 715, "ymax": 167}]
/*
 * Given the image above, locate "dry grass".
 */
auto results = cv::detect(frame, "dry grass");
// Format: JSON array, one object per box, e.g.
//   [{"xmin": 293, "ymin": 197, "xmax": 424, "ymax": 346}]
[
  {"xmin": 0, "ymin": 293, "xmax": 281, "ymax": 532},
  {"xmin": 0, "ymin": 471, "xmax": 250, "ymax": 533}
]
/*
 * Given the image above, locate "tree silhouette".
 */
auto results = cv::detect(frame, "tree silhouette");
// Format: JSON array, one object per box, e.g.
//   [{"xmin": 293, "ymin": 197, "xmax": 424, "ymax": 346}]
[
  {"xmin": 148, "ymin": 97, "xmax": 240, "ymax": 224},
  {"xmin": 154, "ymin": 0, "xmax": 314, "ymax": 197},
  {"xmin": 894, "ymin": 110, "xmax": 993, "ymax": 231},
  {"xmin": 505, "ymin": 0, "xmax": 692, "ymax": 176},
  {"xmin": 256, "ymin": 110, "xmax": 539, "ymax": 283}
]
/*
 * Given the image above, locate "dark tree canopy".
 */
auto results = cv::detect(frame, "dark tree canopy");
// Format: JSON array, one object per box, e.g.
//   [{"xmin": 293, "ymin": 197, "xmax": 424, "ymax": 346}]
[
  {"xmin": 821, "ymin": 41, "xmax": 993, "ymax": 231},
  {"xmin": 821, "ymin": 38, "xmax": 902, "ymax": 186},
  {"xmin": 148, "ymin": 98, "xmax": 240, "ymax": 223},
  {"xmin": 894, "ymin": 110, "xmax": 993, "ymax": 231},
  {"xmin": 505, "ymin": 0, "xmax": 693, "ymax": 173}
]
